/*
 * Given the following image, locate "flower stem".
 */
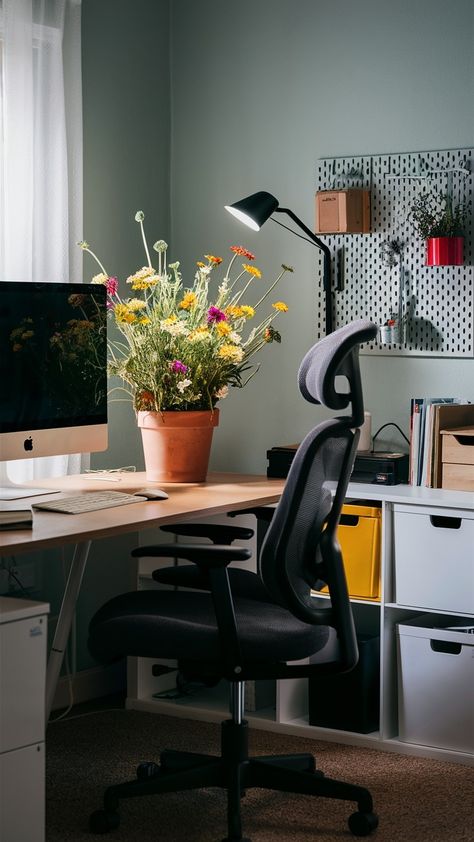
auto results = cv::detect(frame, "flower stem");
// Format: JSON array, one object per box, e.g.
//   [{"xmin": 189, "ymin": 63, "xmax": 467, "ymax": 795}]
[
  {"xmin": 253, "ymin": 268, "xmax": 287, "ymax": 309},
  {"xmin": 82, "ymin": 246, "xmax": 108, "ymax": 276},
  {"xmin": 139, "ymin": 219, "xmax": 153, "ymax": 267}
]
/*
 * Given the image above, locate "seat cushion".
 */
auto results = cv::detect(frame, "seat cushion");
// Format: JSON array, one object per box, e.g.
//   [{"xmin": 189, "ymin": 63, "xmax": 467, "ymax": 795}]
[{"xmin": 88, "ymin": 590, "xmax": 331, "ymax": 667}]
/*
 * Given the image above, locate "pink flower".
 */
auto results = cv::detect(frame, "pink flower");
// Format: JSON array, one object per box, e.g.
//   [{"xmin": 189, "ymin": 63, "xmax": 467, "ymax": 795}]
[
  {"xmin": 171, "ymin": 360, "xmax": 188, "ymax": 374},
  {"xmin": 106, "ymin": 276, "xmax": 118, "ymax": 296},
  {"xmin": 207, "ymin": 306, "xmax": 227, "ymax": 324}
]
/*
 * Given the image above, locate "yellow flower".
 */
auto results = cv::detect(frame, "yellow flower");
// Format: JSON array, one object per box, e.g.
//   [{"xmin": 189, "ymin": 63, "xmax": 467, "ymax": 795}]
[
  {"xmin": 21, "ymin": 330, "xmax": 34, "ymax": 340},
  {"xmin": 225, "ymin": 305, "xmax": 244, "ymax": 319},
  {"xmin": 218, "ymin": 344, "xmax": 244, "ymax": 362},
  {"xmin": 138, "ymin": 316, "xmax": 151, "ymax": 325},
  {"xmin": 196, "ymin": 261, "xmax": 205, "ymax": 268},
  {"xmin": 179, "ymin": 292, "xmax": 197, "ymax": 310},
  {"xmin": 162, "ymin": 315, "xmax": 177, "ymax": 325},
  {"xmin": 114, "ymin": 304, "xmax": 137, "ymax": 324},
  {"xmin": 240, "ymin": 305, "xmax": 255, "ymax": 318},
  {"xmin": 242, "ymin": 264, "xmax": 262, "ymax": 278},
  {"xmin": 272, "ymin": 301, "xmax": 288, "ymax": 312},
  {"xmin": 216, "ymin": 321, "xmax": 232, "ymax": 336}
]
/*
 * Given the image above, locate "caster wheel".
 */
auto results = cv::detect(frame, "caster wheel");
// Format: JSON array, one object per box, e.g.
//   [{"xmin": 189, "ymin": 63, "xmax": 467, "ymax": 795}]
[
  {"xmin": 348, "ymin": 811, "xmax": 379, "ymax": 837},
  {"xmin": 136, "ymin": 761, "xmax": 160, "ymax": 779},
  {"xmin": 89, "ymin": 809, "xmax": 120, "ymax": 834}
]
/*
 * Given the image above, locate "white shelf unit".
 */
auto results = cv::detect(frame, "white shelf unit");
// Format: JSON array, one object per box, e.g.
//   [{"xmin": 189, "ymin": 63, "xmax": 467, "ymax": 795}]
[
  {"xmin": 126, "ymin": 484, "xmax": 474, "ymax": 767},
  {"xmin": 0, "ymin": 597, "xmax": 49, "ymax": 842}
]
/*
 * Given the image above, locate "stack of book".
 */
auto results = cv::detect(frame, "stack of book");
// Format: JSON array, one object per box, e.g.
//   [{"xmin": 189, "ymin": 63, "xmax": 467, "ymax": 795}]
[
  {"xmin": 409, "ymin": 399, "xmax": 474, "ymax": 487},
  {"xmin": 0, "ymin": 503, "xmax": 33, "ymax": 531}
]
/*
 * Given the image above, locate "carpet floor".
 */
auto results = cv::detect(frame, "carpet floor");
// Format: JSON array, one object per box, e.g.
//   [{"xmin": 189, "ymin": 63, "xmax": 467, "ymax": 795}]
[{"xmin": 46, "ymin": 708, "xmax": 474, "ymax": 842}]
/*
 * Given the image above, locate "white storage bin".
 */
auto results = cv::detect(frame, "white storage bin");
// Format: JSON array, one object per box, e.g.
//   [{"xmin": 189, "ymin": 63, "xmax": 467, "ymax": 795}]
[
  {"xmin": 397, "ymin": 617, "xmax": 474, "ymax": 753},
  {"xmin": 393, "ymin": 505, "xmax": 474, "ymax": 614}
]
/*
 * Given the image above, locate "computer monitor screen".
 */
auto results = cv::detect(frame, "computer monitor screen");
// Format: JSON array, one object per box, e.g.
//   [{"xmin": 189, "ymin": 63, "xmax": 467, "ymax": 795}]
[{"xmin": 0, "ymin": 282, "xmax": 107, "ymax": 489}]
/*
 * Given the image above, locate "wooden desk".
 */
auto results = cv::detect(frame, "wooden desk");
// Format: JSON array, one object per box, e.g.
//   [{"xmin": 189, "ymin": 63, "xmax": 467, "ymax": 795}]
[{"xmin": 0, "ymin": 472, "xmax": 284, "ymax": 719}]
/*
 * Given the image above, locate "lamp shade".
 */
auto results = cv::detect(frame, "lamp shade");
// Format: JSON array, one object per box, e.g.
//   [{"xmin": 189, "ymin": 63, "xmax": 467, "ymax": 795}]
[{"xmin": 225, "ymin": 191, "xmax": 279, "ymax": 231}]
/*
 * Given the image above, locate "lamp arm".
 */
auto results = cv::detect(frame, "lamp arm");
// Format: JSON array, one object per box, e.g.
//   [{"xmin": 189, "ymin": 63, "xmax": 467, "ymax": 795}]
[{"xmin": 275, "ymin": 206, "xmax": 333, "ymax": 334}]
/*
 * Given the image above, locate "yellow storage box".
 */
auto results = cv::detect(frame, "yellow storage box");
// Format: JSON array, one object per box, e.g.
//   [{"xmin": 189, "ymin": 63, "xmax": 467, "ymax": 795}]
[{"xmin": 321, "ymin": 503, "xmax": 382, "ymax": 601}]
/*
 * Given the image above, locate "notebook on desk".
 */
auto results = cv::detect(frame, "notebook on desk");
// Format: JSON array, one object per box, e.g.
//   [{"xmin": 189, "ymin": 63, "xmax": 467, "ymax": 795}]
[{"xmin": 0, "ymin": 503, "xmax": 33, "ymax": 530}]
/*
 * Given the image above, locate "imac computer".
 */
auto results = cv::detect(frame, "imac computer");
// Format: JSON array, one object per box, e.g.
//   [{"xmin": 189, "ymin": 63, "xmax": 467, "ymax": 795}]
[{"xmin": 0, "ymin": 281, "xmax": 108, "ymax": 500}]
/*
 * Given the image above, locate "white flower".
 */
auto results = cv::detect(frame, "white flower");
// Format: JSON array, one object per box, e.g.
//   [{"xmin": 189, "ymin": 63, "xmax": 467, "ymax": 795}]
[
  {"xmin": 197, "ymin": 265, "xmax": 212, "ymax": 277},
  {"xmin": 127, "ymin": 298, "xmax": 147, "ymax": 311},
  {"xmin": 160, "ymin": 320, "xmax": 188, "ymax": 336},
  {"xmin": 153, "ymin": 240, "xmax": 168, "ymax": 253},
  {"xmin": 91, "ymin": 272, "xmax": 108, "ymax": 285},
  {"xmin": 230, "ymin": 331, "xmax": 241, "ymax": 344},
  {"xmin": 177, "ymin": 378, "xmax": 192, "ymax": 394},
  {"xmin": 215, "ymin": 385, "xmax": 229, "ymax": 399}
]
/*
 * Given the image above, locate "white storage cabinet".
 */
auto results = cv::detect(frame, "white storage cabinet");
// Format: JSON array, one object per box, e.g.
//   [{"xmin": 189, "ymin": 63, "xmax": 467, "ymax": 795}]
[
  {"xmin": 127, "ymin": 484, "xmax": 474, "ymax": 766},
  {"xmin": 0, "ymin": 597, "xmax": 49, "ymax": 842}
]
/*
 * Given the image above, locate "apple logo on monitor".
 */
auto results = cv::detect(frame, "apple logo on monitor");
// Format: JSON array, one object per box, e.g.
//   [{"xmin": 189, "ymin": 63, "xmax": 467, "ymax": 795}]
[{"xmin": 24, "ymin": 437, "xmax": 33, "ymax": 452}]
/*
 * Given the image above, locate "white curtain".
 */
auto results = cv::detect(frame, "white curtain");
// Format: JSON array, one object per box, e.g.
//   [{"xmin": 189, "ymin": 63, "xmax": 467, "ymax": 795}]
[{"xmin": 0, "ymin": 0, "xmax": 83, "ymax": 481}]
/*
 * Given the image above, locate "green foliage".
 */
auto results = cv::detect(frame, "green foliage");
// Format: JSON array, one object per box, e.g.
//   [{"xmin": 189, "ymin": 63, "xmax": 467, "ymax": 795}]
[{"xmin": 409, "ymin": 192, "xmax": 468, "ymax": 239}]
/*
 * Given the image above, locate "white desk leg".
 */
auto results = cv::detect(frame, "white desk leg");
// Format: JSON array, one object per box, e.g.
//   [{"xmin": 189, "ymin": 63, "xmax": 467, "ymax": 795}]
[{"xmin": 45, "ymin": 541, "xmax": 91, "ymax": 722}]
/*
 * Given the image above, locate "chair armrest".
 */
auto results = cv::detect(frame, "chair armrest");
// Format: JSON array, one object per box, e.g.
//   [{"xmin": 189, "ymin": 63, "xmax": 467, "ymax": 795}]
[
  {"xmin": 131, "ymin": 543, "xmax": 252, "ymax": 568},
  {"xmin": 159, "ymin": 523, "xmax": 254, "ymax": 543},
  {"xmin": 228, "ymin": 506, "xmax": 275, "ymax": 523}
]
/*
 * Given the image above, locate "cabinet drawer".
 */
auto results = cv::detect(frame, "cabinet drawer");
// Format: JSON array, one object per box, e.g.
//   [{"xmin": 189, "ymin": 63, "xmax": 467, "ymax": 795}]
[
  {"xmin": 397, "ymin": 619, "xmax": 474, "ymax": 753},
  {"xmin": 393, "ymin": 506, "xmax": 474, "ymax": 614},
  {"xmin": 441, "ymin": 427, "xmax": 474, "ymax": 465},
  {"xmin": 442, "ymin": 462, "xmax": 474, "ymax": 491}
]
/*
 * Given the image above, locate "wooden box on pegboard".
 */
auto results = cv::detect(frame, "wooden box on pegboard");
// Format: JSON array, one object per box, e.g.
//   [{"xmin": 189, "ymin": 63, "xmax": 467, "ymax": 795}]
[{"xmin": 316, "ymin": 188, "xmax": 371, "ymax": 234}]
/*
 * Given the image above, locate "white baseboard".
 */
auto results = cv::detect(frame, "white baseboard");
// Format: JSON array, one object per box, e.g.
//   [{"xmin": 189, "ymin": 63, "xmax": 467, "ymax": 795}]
[{"xmin": 51, "ymin": 662, "xmax": 126, "ymax": 712}]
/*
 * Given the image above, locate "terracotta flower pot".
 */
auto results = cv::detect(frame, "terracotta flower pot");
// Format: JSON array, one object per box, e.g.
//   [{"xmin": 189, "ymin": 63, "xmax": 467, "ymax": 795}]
[
  {"xmin": 425, "ymin": 237, "xmax": 464, "ymax": 266},
  {"xmin": 136, "ymin": 409, "xmax": 219, "ymax": 483}
]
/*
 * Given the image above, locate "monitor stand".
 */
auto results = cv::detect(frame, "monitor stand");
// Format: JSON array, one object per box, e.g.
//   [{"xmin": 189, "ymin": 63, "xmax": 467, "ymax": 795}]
[{"xmin": 0, "ymin": 462, "xmax": 59, "ymax": 501}]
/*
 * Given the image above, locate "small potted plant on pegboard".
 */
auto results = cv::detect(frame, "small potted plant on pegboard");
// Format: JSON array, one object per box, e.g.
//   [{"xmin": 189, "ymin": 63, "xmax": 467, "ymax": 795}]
[{"xmin": 409, "ymin": 191, "xmax": 468, "ymax": 266}]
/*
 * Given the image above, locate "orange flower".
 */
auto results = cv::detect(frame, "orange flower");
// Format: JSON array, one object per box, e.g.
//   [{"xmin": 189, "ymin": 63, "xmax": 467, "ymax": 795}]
[
  {"xmin": 205, "ymin": 254, "xmax": 223, "ymax": 265},
  {"xmin": 230, "ymin": 245, "xmax": 255, "ymax": 260}
]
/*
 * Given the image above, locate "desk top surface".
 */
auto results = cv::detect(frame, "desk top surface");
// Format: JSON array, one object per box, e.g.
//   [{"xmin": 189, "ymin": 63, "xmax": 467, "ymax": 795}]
[
  {"xmin": 2, "ymin": 472, "xmax": 474, "ymax": 557},
  {"xmin": 0, "ymin": 472, "xmax": 285, "ymax": 556}
]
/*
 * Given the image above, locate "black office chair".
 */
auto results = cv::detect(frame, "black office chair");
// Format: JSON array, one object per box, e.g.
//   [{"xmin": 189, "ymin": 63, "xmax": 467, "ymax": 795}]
[{"xmin": 88, "ymin": 319, "xmax": 379, "ymax": 840}]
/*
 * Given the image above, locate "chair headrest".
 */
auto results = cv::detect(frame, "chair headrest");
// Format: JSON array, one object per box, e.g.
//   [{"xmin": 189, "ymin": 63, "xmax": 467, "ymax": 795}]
[{"xmin": 297, "ymin": 319, "xmax": 378, "ymax": 412}]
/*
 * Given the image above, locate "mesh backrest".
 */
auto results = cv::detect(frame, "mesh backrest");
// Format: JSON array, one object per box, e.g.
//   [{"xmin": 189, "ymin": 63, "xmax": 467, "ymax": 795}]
[
  {"xmin": 259, "ymin": 319, "xmax": 378, "ymax": 626},
  {"xmin": 259, "ymin": 418, "xmax": 354, "ymax": 619}
]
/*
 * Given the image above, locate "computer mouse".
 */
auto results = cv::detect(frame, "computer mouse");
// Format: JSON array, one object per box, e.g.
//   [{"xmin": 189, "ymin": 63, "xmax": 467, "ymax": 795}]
[{"xmin": 134, "ymin": 488, "xmax": 169, "ymax": 501}]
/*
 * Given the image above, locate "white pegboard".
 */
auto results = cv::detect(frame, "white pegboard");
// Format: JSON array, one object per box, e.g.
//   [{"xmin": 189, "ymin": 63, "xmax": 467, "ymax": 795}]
[{"xmin": 315, "ymin": 148, "xmax": 473, "ymax": 356}]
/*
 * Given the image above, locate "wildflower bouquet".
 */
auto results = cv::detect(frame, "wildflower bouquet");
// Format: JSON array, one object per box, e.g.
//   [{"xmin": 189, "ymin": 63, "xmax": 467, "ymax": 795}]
[{"xmin": 79, "ymin": 211, "xmax": 292, "ymax": 413}]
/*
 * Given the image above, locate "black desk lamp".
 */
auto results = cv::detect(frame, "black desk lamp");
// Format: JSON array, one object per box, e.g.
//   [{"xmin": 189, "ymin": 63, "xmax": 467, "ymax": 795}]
[{"xmin": 225, "ymin": 190, "xmax": 333, "ymax": 334}]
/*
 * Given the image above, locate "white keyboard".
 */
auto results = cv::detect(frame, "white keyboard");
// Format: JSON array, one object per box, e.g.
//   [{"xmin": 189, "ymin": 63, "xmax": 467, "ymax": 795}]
[{"xmin": 32, "ymin": 491, "xmax": 147, "ymax": 514}]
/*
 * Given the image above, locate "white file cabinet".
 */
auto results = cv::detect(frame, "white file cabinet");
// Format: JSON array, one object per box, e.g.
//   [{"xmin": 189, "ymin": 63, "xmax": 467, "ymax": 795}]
[{"xmin": 0, "ymin": 597, "xmax": 49, "ymax": 842}]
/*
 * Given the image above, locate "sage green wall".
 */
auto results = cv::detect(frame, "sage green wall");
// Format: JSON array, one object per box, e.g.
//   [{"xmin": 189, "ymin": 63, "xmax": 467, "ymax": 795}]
[
  {"xmin": 83, "ymin": 0, "xmax": 171, "ymax": 474},
  {"xmin": 169, "ymin": 0, "xmax": 474, "ymax": 470},
  {"xmin": 47, "ymin": 0, "xmax": 473, "ymax": 678},
  {"xmin": 51, "ymin": 0, "xmax": 171, "ymax": 673}
]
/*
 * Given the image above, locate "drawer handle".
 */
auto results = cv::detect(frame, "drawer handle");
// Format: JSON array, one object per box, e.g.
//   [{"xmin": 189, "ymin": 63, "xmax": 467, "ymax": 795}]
[
  {"xmin": 453, "ymin": 435, "xmax": 474, "ymax": 447},
  {"xmin": 429, "ymin": 515, "xmax": 462, "ymax": 529},
  {"xmin": 430, "ymin": 640, "xmax": 462, "ymax": 655},
  {"xmin": 339, "ymin": 514, "xmax": 359, "ymax": 527}
]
